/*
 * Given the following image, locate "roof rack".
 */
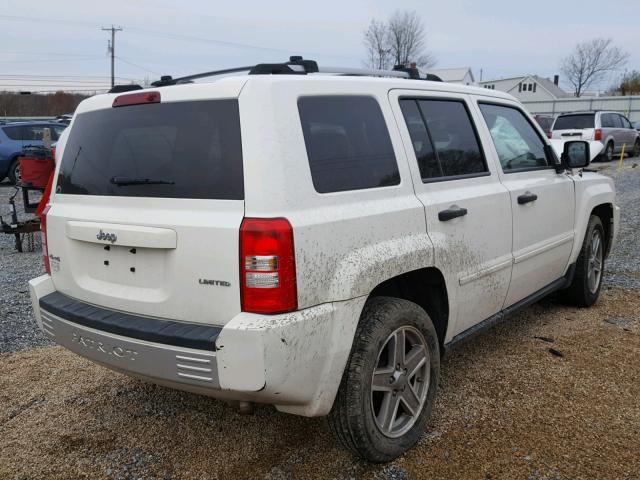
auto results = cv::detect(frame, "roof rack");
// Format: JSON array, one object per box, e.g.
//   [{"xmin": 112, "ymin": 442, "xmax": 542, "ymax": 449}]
[{"xmin": 150, "ymin": 56, "xmax": 442, "ymax": 87}]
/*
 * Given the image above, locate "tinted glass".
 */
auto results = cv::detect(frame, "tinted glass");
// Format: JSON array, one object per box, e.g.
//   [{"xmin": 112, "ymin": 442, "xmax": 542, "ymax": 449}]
[
  {"xmin": 553, "ymin": 114, "xmax": 594, "ymax": 130},
  {"xmin": 600, "ymin": 114, "xmax": 612, "ymax": 128},
  {"xmin": 479, "ymin": 103, "xmax": 548, "ymax": 171},
  {"xmin": 406, "ymin": 99, "xmax": 486, "ymax": 179},
  {"xmin": 399, "ymin": 99, "xmax": 440, "ymax": 178},
  {"xmin": 57, "ymin": 100, "xmax": 243, "ymax": 199},
  {"xmin": 619, "ymin": 116, "xmax": 632, "ymax": 129},
  {"xmin": 51, "ymin": 124, "xmax": 66, "ymax": 139},
  {"xmin": 3, "ymin": 126, "xmax": 24, "ymax": 140},
  {"xmin": 23, "ymin": 125, "xmax": 48, "ymax": 142},
  {"xmin": 534, "ymin": 116, "xmax": 553, "ymax": 131},
  {"xmin": 298, "ymin": 96, "xmax": 400, "ymax": 193}
]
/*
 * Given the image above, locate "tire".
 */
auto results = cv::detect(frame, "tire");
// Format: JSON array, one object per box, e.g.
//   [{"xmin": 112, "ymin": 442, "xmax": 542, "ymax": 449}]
[
  {"xmin": 603, "ymin": 142, "xmax": 614, "ymax": 162},
  {"xmin": 7, "ymin": 158, "xmax": 21, "ymax": 184},
  {"xmin": 560, "ymin": 215, "xmax": 605, "ymax": 307},
  {"xmin": 328, "ymin": 296, "xmax": 440, "ymax": 462},
  {"xmin": 633, "ymin": 138, "xmax": 640, "ymax": 158}
]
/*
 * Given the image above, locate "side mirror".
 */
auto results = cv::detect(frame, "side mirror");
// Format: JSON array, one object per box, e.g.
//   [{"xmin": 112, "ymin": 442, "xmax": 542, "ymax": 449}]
[{"xmin": 562, "ymin": 141, "xmax": 590, "ymax": 169}]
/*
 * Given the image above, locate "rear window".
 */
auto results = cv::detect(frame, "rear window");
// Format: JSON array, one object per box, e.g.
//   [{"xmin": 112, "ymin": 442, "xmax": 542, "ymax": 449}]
[
  {"xmin": 56, "ymin": 99, "xmax": 243, "ymax": 199},
  {"xmin": 553, "ymin": 114, "xmax": 594, "ymax": 130},
  {"xmin": 298, "ymin": 96, "xmax": 400, "ymax": 193}
]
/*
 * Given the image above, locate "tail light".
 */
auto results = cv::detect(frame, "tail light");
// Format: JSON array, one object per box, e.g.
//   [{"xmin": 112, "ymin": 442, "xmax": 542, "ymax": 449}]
[
  {"xmin": 594, "ymin": 128, "xmax": 602, "ymax": 141},
  {"xmin": 41, "ymin": 205, "xmax": 51, "ymax": 274},
  {"xmin": 546, "ymin": 131, "xmax": 552, "ymax": 139},
  {"xmin": 240, "ymin": 217, "xmax": 297, "ymax": 314}
]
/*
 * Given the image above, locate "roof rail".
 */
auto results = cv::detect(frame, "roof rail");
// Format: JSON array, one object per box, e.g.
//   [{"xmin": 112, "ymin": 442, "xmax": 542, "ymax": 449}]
[
  {"xmin": 151, "ymin": 56, "xmax": 443, "ymax": 86},
  {"xmin": 108, "ymin": 84, "xmax": 143, "ymax": 93}
]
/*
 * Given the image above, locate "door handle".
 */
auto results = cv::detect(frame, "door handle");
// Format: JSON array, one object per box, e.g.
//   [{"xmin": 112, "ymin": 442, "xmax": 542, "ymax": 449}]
[
  {"xmin": 438, "ymin": 205, "xmax": 468, "ymax": 221},
  {"xmin": 517, "ymin": 191, "xmax": 538, "ymax": 205}
]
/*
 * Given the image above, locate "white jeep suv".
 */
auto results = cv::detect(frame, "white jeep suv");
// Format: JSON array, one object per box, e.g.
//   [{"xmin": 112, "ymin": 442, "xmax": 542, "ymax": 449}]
[{"xmin": 29, "ymin": 58, "xmax": 619, "ymax": 462}]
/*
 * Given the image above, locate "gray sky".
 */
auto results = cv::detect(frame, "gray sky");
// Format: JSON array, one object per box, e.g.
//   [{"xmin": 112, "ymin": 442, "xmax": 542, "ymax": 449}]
[{"xmin": 1, "ymin": 0, "xmax": 638, "ymax": 93}]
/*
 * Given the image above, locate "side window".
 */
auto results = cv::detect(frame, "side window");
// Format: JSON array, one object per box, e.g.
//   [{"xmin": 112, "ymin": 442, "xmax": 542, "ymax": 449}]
[
  {"xmin": 601, "ymin": 114, "xmax": 615, "ymax": 128},
  {"xmin": 53, "ymin": 125, "xmax": 67, "ymax": 138},
  {"xmin": 298, "ymin": 96, "xmax": 400, "ymax": 194},
  {"xmin": 618, "ymin": 115, "xmax": 631, "ymax": 129},
  {"xmin": 611, "ymin": 114, "xmax": 622, "ymax": 128},
  {"xmin": 479, "ymin": 103, "xmax": 549, "ymax": 172},
  {"xmin": 3, "ymin": 126, "xmax": 24, "ymax": 140},
  {"xmin": 23, "ymin": 126, "xmax": 45, "ymax": 142},
  {"xmin": 398, "ymin": 100, "xmax": 440, "ymax": 178},
  {"xmin": 400, "ymin": 99, "xmax": 487, "ymax": 180}
]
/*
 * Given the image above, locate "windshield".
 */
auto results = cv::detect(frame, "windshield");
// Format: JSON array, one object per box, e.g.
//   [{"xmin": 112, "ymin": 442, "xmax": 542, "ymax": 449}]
[
  {"xmin": 553, "ymin": 114, "xmax": 594, "ymax": 130},
  {"xmin": 56, "ymin": 99, "xmax": 244, "ymax": 199}
]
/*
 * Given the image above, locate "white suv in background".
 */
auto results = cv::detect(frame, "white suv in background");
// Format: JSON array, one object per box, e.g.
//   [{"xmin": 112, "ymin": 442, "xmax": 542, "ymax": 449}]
[
  {"xmin": 552, "ymin": 110, "xmax": 640, "ymax": 160},
  {"xmin": 29, "ymin": 58, "xmax": 619, "ymax": 462}
]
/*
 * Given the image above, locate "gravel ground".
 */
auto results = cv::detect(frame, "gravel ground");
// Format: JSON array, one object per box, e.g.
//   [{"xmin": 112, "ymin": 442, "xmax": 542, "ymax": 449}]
[
  {"xmin": 0, "ymin": 181, "xmax": 50, "ymax": 353},
  {"xmin": 593, "ymin": 158, "xmax": 640, "ymax": 289},
  {"xmin": 0, "ymin": 160, "xmax": 638, "ymax": 479}
]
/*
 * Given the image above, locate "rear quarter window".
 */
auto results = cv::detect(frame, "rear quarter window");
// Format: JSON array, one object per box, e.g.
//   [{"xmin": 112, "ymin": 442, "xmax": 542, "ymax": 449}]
[
  {"xmin": 297, "ymin": 96, "xmax": 400, "ymax": 193},
  {"xmin": 56, "ymin": 99, "xmax": 244, "ymax": 200},
  {"xmin": 2, "ymin": 126, "xmax": 24, "ymax": 140}
]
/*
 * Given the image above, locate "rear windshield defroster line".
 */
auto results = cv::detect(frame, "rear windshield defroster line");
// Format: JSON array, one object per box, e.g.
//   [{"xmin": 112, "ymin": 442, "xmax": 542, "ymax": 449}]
[{"xmin": 56, "ymin": 99, "xmax": 244, "ymax": 200}]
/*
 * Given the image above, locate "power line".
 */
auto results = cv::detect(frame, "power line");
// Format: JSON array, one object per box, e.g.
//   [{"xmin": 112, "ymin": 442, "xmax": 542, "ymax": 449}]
[
  {"xmin": 0, "ymin": 13, "xmax": 356, "ymax": 59},
  {"xmin": 0, "ymin": 50, "xmax": 102, "ymax": 58},
  {"xmin": 0, "ymin": 57, "xmax": 105, "ymax": 64},
  {"xmin": 0, "ymin": 74, "xmax": 139, "ymax": 80},
  {"xmin": 114, "ymin": 56, "xmax": 161, "ymax": 76}
]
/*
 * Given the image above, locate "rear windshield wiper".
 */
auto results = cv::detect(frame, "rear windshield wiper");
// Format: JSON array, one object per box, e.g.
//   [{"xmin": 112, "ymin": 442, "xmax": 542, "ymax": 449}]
[{"xmin": 110, "ymin": 176, "xmax": 175, "ymax": 186}]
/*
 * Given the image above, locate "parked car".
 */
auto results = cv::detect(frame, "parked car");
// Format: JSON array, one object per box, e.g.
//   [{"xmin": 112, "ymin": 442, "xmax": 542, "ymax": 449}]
[
  {"xmin": 0, "ymin": 122, "xmax": 67, "ymax": 183},
  {"xmin": 29, "ymin": 59, "xmax": 619, "ymax": 462},
  {"xmin": 54, "ymin": 113, "xmax": 74, "ymax": 125},
  {"xmin": 533, "ymin": 114, "xmax": 554, "ymax": 138},
  {"xmin": 551, "ymin": 111, "xmax": 640, "ymax": 161}
]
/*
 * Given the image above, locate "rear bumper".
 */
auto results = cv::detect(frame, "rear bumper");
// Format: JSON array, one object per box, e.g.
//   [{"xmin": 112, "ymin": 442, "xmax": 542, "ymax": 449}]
[{"xmin": 29, "ymin": 275, "xmax": 365, "ymax": 417}]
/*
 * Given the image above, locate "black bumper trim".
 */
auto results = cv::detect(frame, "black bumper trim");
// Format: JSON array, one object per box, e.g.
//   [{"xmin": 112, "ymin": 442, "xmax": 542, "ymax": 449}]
[{"xmin": 39, "ymin": 292, "xmax": 222, "ymax": 351}]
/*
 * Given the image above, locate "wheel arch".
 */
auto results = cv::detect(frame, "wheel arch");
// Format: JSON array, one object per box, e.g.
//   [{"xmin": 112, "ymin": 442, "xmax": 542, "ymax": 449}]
[
  {"xmin": 366, "ymin": 267, "xmax": 449, "ymax": 352},
  {"xmin": 591, "ymin": 203, "xmax": 614, "ymax": 258}
]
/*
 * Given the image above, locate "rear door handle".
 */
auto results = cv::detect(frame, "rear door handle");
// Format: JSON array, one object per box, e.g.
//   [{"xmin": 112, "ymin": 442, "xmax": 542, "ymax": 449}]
[
  {"xmin": 438, "ymin": 205, "xmax": 468, "ymax": 221},
  {"xmin": 517, "ymin": 191, "xmax": 538, "ymax": 205}
]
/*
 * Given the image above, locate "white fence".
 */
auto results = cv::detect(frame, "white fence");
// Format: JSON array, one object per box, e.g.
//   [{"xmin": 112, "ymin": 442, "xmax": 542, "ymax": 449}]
[{"xmin": 522, "ymin": 95, "xmax": 640, "ymax": 122}]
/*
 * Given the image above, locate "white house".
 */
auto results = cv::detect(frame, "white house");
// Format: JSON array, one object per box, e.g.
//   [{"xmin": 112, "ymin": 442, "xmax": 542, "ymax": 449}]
[
  {"xmin": 425, "ymin": 67, "xmax": 475, "ymax": 85},
  {"xmin": 479, "ymin": 75, "xmax": 569, "ymax": 101}
]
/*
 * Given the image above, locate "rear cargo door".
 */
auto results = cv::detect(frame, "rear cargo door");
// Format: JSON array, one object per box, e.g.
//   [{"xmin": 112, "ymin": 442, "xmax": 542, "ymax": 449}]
[
  {"xmin": 551, "ymin": 113, "xmax": 595, "ymax": 141},
  {"xmin": 47, "ymin": 96, "xmax": 245, "ymax": 326}
]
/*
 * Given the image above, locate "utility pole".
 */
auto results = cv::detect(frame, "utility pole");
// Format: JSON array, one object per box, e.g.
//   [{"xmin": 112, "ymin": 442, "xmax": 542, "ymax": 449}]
[{"xmin": 102, "ymin": 25, "xmax": 123, "ymax": 88}]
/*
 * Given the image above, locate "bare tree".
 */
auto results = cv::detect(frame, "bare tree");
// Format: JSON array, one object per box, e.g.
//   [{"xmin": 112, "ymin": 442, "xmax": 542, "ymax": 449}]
[
  {"xmin": 387, "ymin": 10, "xmax": 435, "ymax": 69},
  {"xmin": 364, "ymin": 19, "xmax": 392, "ymax": 70},
  {"xmin": 561, "ymin": 38, "xmax": 629, "ymax": 97},
  {"xmin": 362, "ymin": 10, "xmax": 436, "ymax": 71}
]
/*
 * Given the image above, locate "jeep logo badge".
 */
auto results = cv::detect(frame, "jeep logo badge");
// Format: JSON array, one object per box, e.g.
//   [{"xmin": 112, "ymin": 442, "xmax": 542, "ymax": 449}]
[{"xmin": 96, "ymin": 229, "xmax": 117, "ymax": 243}]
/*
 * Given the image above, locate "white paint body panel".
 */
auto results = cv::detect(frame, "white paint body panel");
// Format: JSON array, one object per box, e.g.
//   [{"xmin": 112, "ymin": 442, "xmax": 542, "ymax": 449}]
[
  {"xmin": 389, "ymin": 90, "xmax": 512, "ymax": 340},
  {"xmin": 31, "ymin": 75, "xmax": 619, "ymax": 417}
]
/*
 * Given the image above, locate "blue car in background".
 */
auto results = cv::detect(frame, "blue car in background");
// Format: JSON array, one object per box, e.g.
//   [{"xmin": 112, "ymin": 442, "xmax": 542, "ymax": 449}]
[{"xmin": 0, "ymin": 121, "xmax": 67, "ymax": 184}]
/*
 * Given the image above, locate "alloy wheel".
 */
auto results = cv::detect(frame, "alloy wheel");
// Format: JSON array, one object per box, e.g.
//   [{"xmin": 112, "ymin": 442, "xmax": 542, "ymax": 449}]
[
  {"xmin": 587, "ymin": 229, "xmax": 603, "ymax": 294},
  {"xmin": 370, "ymin": 326, "xmax": 430, "ymax": 438}
]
